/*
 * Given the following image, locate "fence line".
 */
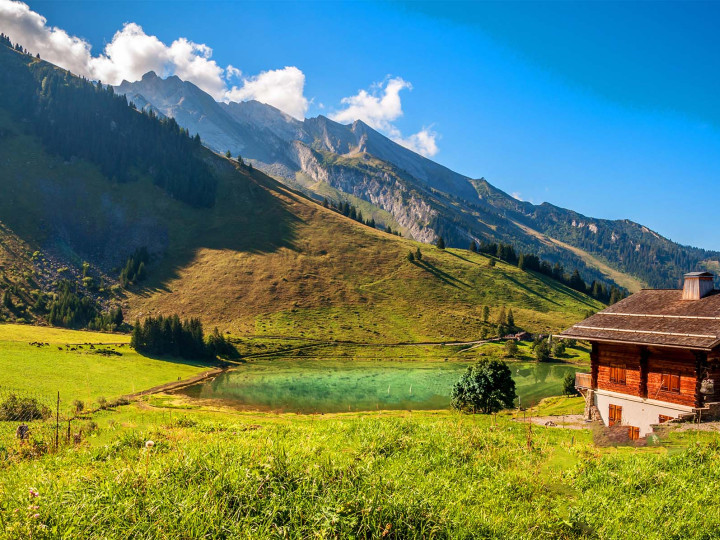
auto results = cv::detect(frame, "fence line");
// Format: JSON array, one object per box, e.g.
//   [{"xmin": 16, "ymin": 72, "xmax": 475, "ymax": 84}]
[{"xmin": 0, "ymin": 386, "xmax": 89, "ymax": 454}]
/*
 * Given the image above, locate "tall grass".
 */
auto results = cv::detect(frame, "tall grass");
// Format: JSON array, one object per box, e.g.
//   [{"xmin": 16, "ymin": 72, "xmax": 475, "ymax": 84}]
[{"xmin": 1, "ymin": 409, "xmax": 719, "ymax": 538}]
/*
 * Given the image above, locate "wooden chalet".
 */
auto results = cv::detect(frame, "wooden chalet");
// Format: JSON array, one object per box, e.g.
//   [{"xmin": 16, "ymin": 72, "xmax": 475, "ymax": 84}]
[{"xmin": 560, "ymin": 272, "xmax": 720, "ymax": 438}]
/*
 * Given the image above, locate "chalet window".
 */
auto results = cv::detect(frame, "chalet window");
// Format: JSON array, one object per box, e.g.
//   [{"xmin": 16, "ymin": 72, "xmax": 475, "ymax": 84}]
[
  {"xmin": 608, "ymin": 404, "xmax": 622, "ymax": 426},
  {"xmin": 658, "ymin": 415, "xmax": 673, "ymax": 424},
  {"xmin": 661, "ymin": 373, "xmax": 681, "ymax": 393},
  {"xmin": 609, "ymin": 364, "xmax": 626, "ymax": 384},
  {"xmin": 628, "ymin": 426, "xmax": 640, "ymax": 440}
]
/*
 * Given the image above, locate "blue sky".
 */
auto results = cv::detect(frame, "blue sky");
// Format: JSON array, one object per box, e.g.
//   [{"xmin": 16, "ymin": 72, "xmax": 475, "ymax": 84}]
[{"xmin": 10, "ymin": 0, "xmax": 720, "ymax": 250}]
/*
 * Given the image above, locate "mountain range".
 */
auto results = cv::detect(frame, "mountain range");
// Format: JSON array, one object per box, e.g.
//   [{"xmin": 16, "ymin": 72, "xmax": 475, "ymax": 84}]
[
  {"xmin": 115, "ymin": 72, "xmax": 720, "ymax": 291},
  {"xmin": 0, "ymin": 38, "xmax": 604, "ymax": 340}
]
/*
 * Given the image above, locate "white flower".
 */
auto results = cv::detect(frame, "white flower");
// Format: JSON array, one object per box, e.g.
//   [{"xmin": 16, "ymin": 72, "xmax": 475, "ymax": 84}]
[{"xmin": 145, "ymin": 440, "xmax": 154, "ymax": 448}]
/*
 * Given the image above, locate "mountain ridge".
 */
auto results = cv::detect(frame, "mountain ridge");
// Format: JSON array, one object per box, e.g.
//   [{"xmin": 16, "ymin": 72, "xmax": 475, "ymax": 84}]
[{"xmin": 113, "ymin": 72, "xmax": 717, "ymax": 290}]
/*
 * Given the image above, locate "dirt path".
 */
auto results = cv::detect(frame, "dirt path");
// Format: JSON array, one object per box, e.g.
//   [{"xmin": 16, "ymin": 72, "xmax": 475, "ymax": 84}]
[{"xmin": 124, "ymin": 366, "xmax": 228, "ymax": 399}]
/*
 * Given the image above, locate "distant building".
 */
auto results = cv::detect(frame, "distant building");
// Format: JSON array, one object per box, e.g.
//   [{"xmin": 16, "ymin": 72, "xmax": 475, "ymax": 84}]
[{"xmin": 560, "ymin": 272, "xmax": 720, "ymax": 438}]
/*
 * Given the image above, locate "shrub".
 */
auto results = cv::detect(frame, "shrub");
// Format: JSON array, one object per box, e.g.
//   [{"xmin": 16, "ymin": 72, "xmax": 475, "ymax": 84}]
[
  {"xmin": 563, "ymin": 372, "xmax": 580, "ymax": 396},
  {"xmin": 0, "ymin": 394, "xmax": 51, "ymax": 421},
  {"xmin": 504, "ymin": 340, "xmax": 518, "ymax": 357},
  {"xmin": 451, "ymin": 359, "xmax": 517, "ymax": 414},
  {"xmin": 553, "ymin": 341, "xmax": 566, "ymax": 357},
  {"xmin": 534, "ymin": 340, "xmax": 551, "ymax": 362},
  {"xmin": 73, "ymin": 399, "xmax": 84, "ymax": 414}
]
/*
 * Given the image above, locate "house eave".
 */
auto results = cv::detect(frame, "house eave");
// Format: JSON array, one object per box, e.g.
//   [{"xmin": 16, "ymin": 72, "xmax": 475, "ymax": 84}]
[{"xmin": 558, "ymin": 333, "xmax": 717, "ymax": 352}]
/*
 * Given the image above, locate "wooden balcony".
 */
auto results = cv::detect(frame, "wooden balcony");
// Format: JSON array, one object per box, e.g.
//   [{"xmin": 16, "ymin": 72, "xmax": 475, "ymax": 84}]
[{"xmin": 575, "ymin": 372, "xmax": 592, "ymax": 389}]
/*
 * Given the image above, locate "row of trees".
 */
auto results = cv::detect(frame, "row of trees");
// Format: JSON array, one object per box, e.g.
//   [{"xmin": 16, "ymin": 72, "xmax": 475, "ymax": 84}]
[
  {"xmin": 130, "ymin": 315, "xmax": 237, "ymax": 359},
  {"xmin": 471, "ymin": 240, "xmax": 626, "ymax": 304},
  {"xmin": 0, "ymin": 36, "xmax": 218, "ymax": 208},
  {"xmin": 322, "ymin": 198, "xmax": 376, "ymax": 228},
  {"xmin": 323, "ymin": 198, "xmax": 403, "ymax": 236}
]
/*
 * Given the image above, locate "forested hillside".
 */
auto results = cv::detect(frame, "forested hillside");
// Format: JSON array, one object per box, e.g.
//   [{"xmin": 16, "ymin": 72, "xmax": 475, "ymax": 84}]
[{"xmin": 0, "ymin": 34, "xmax": 216, "ymax": 208}]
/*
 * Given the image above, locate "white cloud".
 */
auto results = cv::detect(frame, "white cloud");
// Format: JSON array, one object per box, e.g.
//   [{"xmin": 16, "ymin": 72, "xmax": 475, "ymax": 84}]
[
  {"xmin": 330, "ymin": 77, "xmax": 439, "ymax": 157},
  {"xmin": 393, "ymin": 128, "xmax": 439, "ymax": 158},
  {"xmin": 226, "ymin": 66, "xmax": 308, "ymax": 120},
  {"xmin": 0, "ymin": 0, "xmax": 309, "ymax": 117},
  {"xmin": 511, "ymin": 192, "xmax": 523, "ymax": 201},
  {"xmin": 225, "ymin": 65, "xmax": 242, "ymax": 80},
  {"xmin": 331, "ymin": 77, "xmax": 411, "ymax": 131}
]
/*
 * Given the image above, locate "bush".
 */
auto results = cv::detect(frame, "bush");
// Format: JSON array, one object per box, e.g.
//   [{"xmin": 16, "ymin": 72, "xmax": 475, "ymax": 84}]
[
  {"xmin": 535, "ymin": 340, "xmax": 551, "ymax": 362},
  {"xmin": 563, "ymin": 372, "xmax": 580, "ymax": 396},
  {"xmin": 73, "ymin": 399, "xmax": 84, "ymax": 414},
  {"xmin": 553, "ymin": 341, "xmax": 566, "ymax": 357},
  {"xmin": 451, "ymin": 359, "xmax": 517, "ymax": 414},
  {"xmin": 0, "ymin": 394, "xmax": 51, "ymax": 421},
  {"xmin": 504, "ymin": 340, "xmax": 518, "ymax": 357}
]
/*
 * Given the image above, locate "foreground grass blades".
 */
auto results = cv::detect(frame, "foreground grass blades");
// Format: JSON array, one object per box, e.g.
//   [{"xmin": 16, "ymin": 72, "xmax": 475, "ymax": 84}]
[{"xmin": 1, "ymin": 407, "xmax": 719, "ymax": 539}]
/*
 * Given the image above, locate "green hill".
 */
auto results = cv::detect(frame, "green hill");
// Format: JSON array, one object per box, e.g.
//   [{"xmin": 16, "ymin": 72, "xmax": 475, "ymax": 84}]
[{"xmin": 0, "ymin": 42, "xmax": 603, "ymax": 341}]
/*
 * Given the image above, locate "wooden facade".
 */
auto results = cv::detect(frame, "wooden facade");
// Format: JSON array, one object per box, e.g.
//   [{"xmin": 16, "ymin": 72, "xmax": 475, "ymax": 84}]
[{"xmin": 593, "ymin": 343, "xmax": 704, "ymax": 407}]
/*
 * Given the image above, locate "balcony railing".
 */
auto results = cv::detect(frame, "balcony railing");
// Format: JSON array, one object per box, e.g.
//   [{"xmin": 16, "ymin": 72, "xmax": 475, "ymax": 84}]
[{"xmin": 575, "ymin": 372, "xmax": 592, "ymax": 389}]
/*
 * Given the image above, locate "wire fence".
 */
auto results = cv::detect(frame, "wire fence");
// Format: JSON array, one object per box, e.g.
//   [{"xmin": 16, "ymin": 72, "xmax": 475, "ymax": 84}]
[{"xmin": 0, "ymin": 386, "xmax": 95, "ymax": 457}]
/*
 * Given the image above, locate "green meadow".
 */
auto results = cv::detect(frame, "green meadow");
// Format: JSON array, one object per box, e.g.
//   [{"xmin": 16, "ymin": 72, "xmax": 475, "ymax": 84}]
[{"xmin": 0, "ymin": 324, "xmax": 213, "ymax": 405}]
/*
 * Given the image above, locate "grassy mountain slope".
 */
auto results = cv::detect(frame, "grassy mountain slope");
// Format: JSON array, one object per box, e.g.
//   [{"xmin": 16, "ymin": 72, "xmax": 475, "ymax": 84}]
[
  {"xmin": 117, "ymin": 72, "xmax": 720, "ymax": 291},
  {"xmin": 0, "ymin": 44, "xmax": 603, "ymax": 341}
]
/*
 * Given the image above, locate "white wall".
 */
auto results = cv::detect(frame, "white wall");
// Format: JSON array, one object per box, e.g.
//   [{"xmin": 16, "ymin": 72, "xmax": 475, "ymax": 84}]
[{"xmin": 595, "ymin": 390, "xmax": 694, "ymax": 437}]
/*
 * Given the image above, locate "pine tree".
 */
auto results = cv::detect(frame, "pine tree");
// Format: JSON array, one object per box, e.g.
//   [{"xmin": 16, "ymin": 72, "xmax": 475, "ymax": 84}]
[
  {"xmin": 436, "ymin": 236, "xmax": 446, "ymax": 249},
  {"xmin": 1, "ymin": 290, "xmax": 12, "ymax": 310},
  {"xmin": 415, "ymin": 247, "xmax": 423, "ymax": 261},
  {"xmin": 482, "ymin": 306, "xmax": 490, "ymax": 323},
  {"xmin": 507, "ymin": 308, "xmax": 515, "ymax": 328},
  {"xmin": 517, "ymin": 254, "xmax": 525, "ymax": 270},
  {"xmin": 496, "ymin": 306, "xmax": 507, "ymax": 326},
  {"xmin": 407, "ymin": 251, "xmax": 415, "ymax": 262},
  {"xmin": 469, "ymin": 240, "xmax": 478, "ymax": 253},
  {"xmin": 225, "ymin": 150, "xmax": 232, "ymax": 158}
]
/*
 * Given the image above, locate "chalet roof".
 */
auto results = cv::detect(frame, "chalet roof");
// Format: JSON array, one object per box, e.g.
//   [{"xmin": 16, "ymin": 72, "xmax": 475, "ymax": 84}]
[{"xmin": 560, "ymin": 289, "xmax": 720, "ymax": 350}]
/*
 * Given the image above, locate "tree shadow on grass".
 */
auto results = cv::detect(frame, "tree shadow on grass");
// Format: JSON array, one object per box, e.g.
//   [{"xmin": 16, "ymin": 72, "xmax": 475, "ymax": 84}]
[
  {"xmin": 413, "ymin": 259, "xmax": 470, "ymax": 289},
  {"xmin": 134, "ymin": 351, "xmax": 221, "ymax": 369}
]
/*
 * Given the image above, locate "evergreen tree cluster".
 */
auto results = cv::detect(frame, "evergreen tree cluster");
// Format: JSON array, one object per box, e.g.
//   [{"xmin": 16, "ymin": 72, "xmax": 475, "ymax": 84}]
[
  {"xmin": 119, "ymin": 247, "xmax": 149, "ymax": 288},
  {"xmin": 0, "ymin": 36, "xmax": 218, "ymax": 208},
  {"xmin": 45, "ymin": 280, "xmax": 122, "ymax": 330},
  {"xmin": 476, "ymin": 241, "xmax": 626, "ymax": 304},
  {"xmin": 131, "ymin": 316, "xmax": 237, "ymax": 359},
  {"xmin": 131, "ymin": 315, "xmax": 209, "ymax": 359}
]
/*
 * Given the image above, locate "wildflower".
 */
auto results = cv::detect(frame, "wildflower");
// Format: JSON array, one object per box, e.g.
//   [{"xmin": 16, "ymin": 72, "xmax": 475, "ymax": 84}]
[
  {"xmin": 28, "ymin": 488, "xmax": 39, "ymax": 498},
  {"xmin": 33, "ymin": 513, "xmax": 40, "ymax": 519},
  {"xmin": 28, "ymin": 505, "xmax": 39, "ymax": 511},
  {"xmin": 145, "ymin": 440, "xmax": 154, "ymax": 449}
]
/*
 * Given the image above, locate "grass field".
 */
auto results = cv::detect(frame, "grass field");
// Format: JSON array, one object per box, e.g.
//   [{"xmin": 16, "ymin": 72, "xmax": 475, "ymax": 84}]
[
  {"xmin": 0, "ymin": 402, "xmax": 719, "ymax": 539},
  {"xmin": 0, "ymin": 324, "xmax": 213, "ymax": 406}
]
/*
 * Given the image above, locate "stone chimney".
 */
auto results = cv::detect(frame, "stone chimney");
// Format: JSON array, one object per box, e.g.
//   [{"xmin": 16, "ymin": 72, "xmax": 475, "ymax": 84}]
[{"xmin": 682, "ymin": 272, "xmax": 715, "ymax": 300}]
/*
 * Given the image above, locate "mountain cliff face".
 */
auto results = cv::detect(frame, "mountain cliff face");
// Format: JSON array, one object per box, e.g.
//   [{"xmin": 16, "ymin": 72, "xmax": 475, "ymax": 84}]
[{"xmin": 114, "ymin": 73, "xmax": 720, "ymax": 290}]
